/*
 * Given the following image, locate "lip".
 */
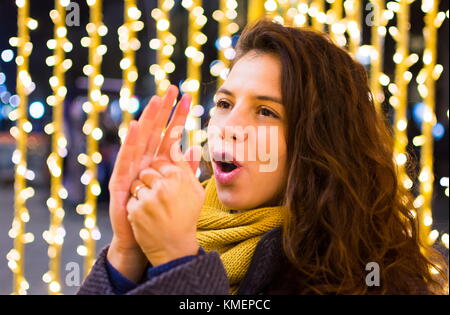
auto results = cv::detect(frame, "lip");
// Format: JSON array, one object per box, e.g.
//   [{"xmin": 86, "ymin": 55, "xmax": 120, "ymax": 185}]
[
  {"xmin": 213, "ymin": 160, "xmax": 242, "ymax": 185},
  {"xmin": 211, "ymin": 149, "xmax": 244, "ymax": 185}
]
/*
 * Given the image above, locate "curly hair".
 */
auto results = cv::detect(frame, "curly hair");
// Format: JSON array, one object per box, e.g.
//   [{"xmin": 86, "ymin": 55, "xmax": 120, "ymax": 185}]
[{"xmin": 229, "ymin": 19, "xmax": 448, "ymax": 294}]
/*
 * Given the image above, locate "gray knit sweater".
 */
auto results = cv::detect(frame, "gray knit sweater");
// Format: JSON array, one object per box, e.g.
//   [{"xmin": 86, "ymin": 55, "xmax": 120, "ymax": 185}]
[
  {"xmin": 76, "ymin": 227, "xmax": 284, "ymax": 295},
  {"xmin": 76, "ymin": 226, "xmax": 435, "ymax": 295}
]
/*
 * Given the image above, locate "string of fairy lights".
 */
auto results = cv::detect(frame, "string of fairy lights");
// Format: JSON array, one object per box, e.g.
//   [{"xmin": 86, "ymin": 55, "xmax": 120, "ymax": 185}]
[
  {"xmin": 182, "ymin": 0, "xmax": 207, "ymax": 148},
  {"xmin": 75, "ymin": 0, "xmax": 108, "ymax": 277},
  {"xmin": 311, "ymin": 0, "xmax": 326, "ymax": 31},
  {"xmin": 416, "ymin": 0, "xmax": 446, "ymax": 247},
  {"xmin": 248, "ymin": 0, "xmax": 266, "ymax": 24},
  {"xmin": 7, "ymin": 0, "xmax": 36, "ymax": 295},
  {"xmin": 344, "ymin": 0, "xmax": 362, "ymax": 57},
  {"xmin": 277, "ymin": 0, "xmax": 294, "ymax": 26},
  {"xmin": 265, "ymin": 0, "xmax": 293, "ymax": 25},
  {"xmin": 42, "ymin": 0, "xmax": 72, "ymax": 295},
  {"xmin": 330, "ymin": 0, "xmax": 345, "ymax": 45},
  {"xmin": 369, "ymin": 0, "xmax": 387, "ymax": 113},
  {"xmin": 211, "ymin": 0, "xmax": 239, "ymax": 87},
  {"xmin": 118, "ymin": 0, "xmax": 142, "ymax": 140},
  {"xmin": 4, "ymin": 0, "xmax": 449, "ymax": 294},
  {"xmin": 280, "ymin": 1, "xmax": 307, "ymax": 27},
  {"xmin": 391, "ymin": 0, "xmax": 418, "ymax": 238},
  {"xmin": 149, "ymin": 0, "xmax": 176, "ymax": 97}
]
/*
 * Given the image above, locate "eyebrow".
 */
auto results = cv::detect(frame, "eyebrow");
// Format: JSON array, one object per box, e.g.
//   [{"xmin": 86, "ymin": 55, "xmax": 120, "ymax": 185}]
[{"xmin": 216, "ymin": 88, "xmax": 283, "ymax": 105}]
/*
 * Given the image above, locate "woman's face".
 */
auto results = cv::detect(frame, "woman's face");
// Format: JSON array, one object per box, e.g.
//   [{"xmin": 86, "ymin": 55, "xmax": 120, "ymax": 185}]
[{"xmin": 207, "ymin": 51, "xmax": 287, "ymax": 210}]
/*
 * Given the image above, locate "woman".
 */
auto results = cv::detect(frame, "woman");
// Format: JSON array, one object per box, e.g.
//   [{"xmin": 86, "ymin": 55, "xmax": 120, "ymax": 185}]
[{"xmin": 77, "ymin": 19, "xmax": 447, "ymax": 295}]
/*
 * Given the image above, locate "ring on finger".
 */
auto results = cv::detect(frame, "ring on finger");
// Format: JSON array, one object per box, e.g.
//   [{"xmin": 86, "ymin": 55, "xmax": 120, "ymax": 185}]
[{"xmin": 132, "ymin": 184, "xmax": 146, "ymax": 200}]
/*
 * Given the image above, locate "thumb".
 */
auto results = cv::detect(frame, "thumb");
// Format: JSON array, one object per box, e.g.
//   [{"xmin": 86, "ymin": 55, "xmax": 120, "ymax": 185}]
[{"xmin": 184, "ymin": 144, "xmax": 202, "ymax": 174}]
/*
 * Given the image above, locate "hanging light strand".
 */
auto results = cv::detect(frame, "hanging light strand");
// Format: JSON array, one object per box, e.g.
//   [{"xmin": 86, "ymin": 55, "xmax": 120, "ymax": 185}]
[
  {"xmin": 416, "ymin": 0, "xmax": 444, "ymax": 247},
  {"xmin": 77, "ymin": 0, "xmax": 106, "ymax": 278},
  {"xmin": 150, "ymin": 0, "xmax": 175, "ymax": 97},
  {"xmin": 291, "ymin": 1, "xmax": 309, "ymax": 28},
  {"xmin": 310, "ymin": 0, "xmax": 326, "ymax": 31},
  {"xmin": 181, "ymin": 0, "xmax": 207, "ymax": 148},
  {"xmin": 42, "ymin": 0, "xmax": 72, "ymax": 295},
  {"xmin": 277, "ymin": 0, "xmax": 295, "ymax": 26},
  {"xmin": 8, "ymin": 0, "xmax": 35, "ymax": 295},
  {"xmin": 263, "ymin": 0, "xmax": 281, "ymax": 22},
  {"xmin": 344, "ymin": 0, "xmax": 362, "ymax": 57},
  {"xmin": 391, "ymin": 0, "xmax": 416, "ymax": 209},
  {"xmin": 118, "ymin": 0, "xmax": 142, "ymax": 141},
  {"xmin": 369, "ymin": 0, "xmax": 387, "ymax": 113},
  {"xmin": 248, "ymin": 0, "xmax": 266, "ymax": 23},
  {"xmin": 212, "ymin": 0, "xmax": 239, "ymax": 87},
  {"xmin": 329, "ymin": 0, "xmax": 346, "ymax": 46}
]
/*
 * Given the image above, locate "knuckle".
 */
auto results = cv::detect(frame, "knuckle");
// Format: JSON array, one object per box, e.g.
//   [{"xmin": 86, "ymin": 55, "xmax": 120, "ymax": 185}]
[
  {"xmin": 138, "ymin": 169, "xmax": 146, "ymax": 181},
  {"xmin": 155, "ymin": 183, "xmax": 169, "ymax": 201},
  {"xmin": 127, "ymin": 207, "xmax": 136, "ymax": 221},
  {"xmin": 130, "ymin": 179, "xmax": 142, "ymax": 193},
  {"xmin": 151, "ymin": 158, "xmax": 166, "ymax": 170},
  {"xmin": 141, "ymin": 194, "xmax": 154, "ymax": 206},
  {"xmin": 139, "ymin": 168, "xmax": 153, "ymax": 182},
  {"xmin": 140, "ymin": 188, "xmax": 158, "ymax": 207},
  {"xmin": 164, "ymin": 165, "xmax": 180, "ymax": 177}
]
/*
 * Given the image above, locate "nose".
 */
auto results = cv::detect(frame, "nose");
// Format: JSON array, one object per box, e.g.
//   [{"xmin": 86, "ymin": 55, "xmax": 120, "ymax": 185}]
[
  {"xmin": 219, "ymin": 106, "xmax": 249, "ymax": 143},
  {"xmin": 222, "ymin": 131, "xmax": 242, "ymax": 142}
]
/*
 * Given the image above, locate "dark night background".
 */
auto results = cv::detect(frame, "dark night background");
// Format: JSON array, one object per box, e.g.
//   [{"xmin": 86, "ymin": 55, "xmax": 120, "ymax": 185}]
[{"xmin": 0, "ymin": 0, "xmax": 448, "ymax": 294}]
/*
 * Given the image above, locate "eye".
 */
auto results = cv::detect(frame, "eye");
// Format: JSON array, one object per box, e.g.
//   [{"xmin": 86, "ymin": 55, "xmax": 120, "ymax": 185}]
[
  {"xmin": 258, "ymin": 106, "xmax": 279, "ymax": 118},
  {"xmin": 216, "ymin": 100, "xmax": 232, "ymax": 109}
]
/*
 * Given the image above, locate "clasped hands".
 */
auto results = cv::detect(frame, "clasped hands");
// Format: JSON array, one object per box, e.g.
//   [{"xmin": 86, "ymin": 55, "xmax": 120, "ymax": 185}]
[{"xmin": 107, "ymin": 85, "xmax": 205, "ymax": 282}]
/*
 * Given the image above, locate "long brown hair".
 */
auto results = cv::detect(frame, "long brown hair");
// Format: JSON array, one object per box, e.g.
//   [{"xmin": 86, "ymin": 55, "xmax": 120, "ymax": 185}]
[{"xmin": 227, "ymin": 19, "xmax": 448, "ymax": 294}]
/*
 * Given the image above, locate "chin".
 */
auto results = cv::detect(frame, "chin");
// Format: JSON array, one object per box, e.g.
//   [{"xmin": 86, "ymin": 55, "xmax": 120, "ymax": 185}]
[
  {"xmin": 215, "ymin": 184, "xmax": 249, "ymax": 210},
  {"xmin": 216, "ymin": 185, "xmax": 239, "ymax": 208}
]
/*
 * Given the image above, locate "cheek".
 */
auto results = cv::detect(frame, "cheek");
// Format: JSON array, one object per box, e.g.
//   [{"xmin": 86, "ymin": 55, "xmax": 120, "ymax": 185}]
[
  {"xmin": 257, "ymin": 132, "xmax": 287, "ymax": 198},
  {"xmin": 254, "ymin": 126, "xmax": 285, "ymax": 165}
]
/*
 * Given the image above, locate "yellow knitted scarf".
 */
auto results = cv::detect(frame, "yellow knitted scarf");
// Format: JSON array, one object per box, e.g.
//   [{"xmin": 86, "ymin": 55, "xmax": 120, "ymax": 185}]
[{"xmin": 196, "ymin": 177, "xmax": 284, "ymax": 295}]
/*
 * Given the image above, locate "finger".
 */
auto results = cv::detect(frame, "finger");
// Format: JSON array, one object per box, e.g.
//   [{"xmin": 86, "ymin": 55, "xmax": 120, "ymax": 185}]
[
  {"xmin": 143, "ymin": 85, "xmax": 179, "ymax": 161},
  {"xmin": 126, "ymin": 196, "xmax": 139, "ymax": 221},
  {"xmin": 183, "ymin": 145, "xmax": 202, "ymax": 174},
  {"xmin": 150, "ymin": 158, "xmax": 179, "ymax": 178},
  {"xmin": 139, "ymin": 168, "xmax": 163, "ymax": 188},
  {"xmin": 136, "ymin": 185, "xmax": 152, "ymax": 202},
  {"xmin": 132, "ymin": 95, "xmax": 163, "ymax": 175},
  {"xmin": 130, "ymin": 179, "xmax": 145, "ymax": 197},
  {"xmin": 130, "ymin": 179, "xmax": 153, "ymax": 202},
  {"xmin": 168, "ymin": 140, "xmax": 196, "ymax": 174},
  {"xmin": 157, "ymin": 93, "xmax": 192, "ymax": 159},
  {"xmin": 110, "ymin": 120, "xmax": 139, "ymax": 183}
]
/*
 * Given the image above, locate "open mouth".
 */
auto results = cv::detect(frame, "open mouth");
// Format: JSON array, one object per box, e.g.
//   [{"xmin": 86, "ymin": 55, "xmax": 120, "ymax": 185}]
[
  {"xmin": 216, "ymin": 161, "xmax": 239, "ymax": 173},
  {"xmin": 212, "ymin": 154, "xmax": 243, "ymax": 184},
  {"xmin": 212, "ymin": 150, "xmax": 243, "ymax": 184}
]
